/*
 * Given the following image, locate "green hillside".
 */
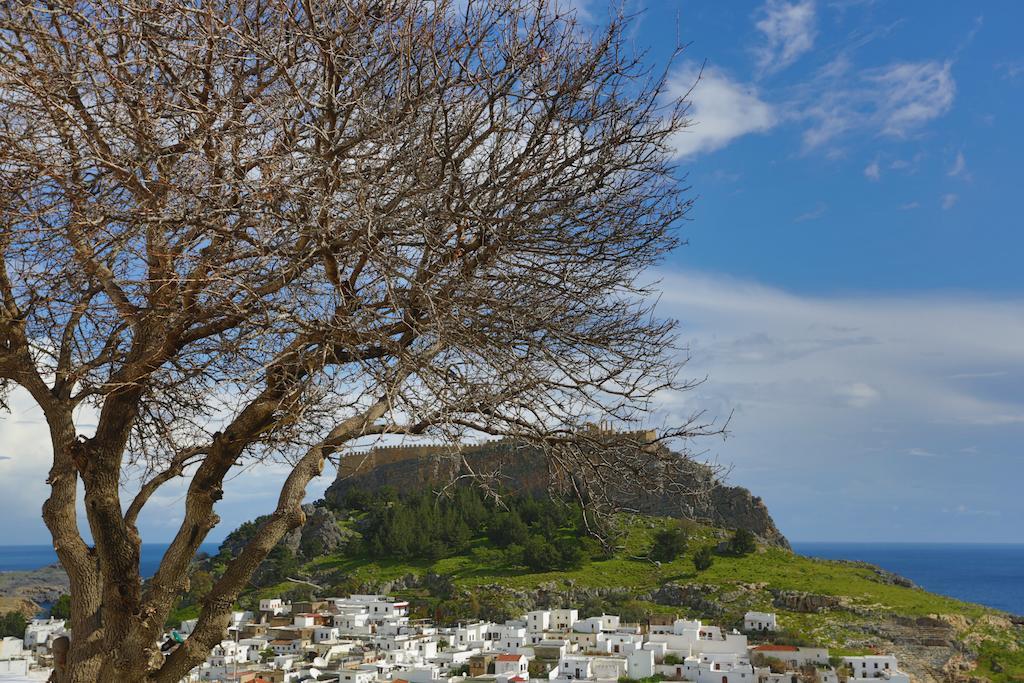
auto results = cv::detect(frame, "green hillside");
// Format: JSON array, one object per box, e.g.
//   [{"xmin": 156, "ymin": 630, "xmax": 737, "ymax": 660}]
[{"xmin": 196, "ymin": 489, "xmax": 1024, "ymax": 682}]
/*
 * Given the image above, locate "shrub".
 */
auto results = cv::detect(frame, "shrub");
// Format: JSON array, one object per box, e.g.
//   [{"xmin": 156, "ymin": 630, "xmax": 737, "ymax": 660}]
[
  {"xmin": 0, "ymin": 612, "xmax": 28, "ymax": 638},
  {"xmin": 50, "ymin": 594, "xmax": 71, "ymax": 620},
  {"xmin": 728, "ymin": 528, "xmax": 757, "ymax": 556},
  {"xmin": 693, "ymin": 546, "xmax": 714, "ymax": 571},
  {"xmin": 650, "ymin": 525, "xmax": 688, "ymax": 562}
]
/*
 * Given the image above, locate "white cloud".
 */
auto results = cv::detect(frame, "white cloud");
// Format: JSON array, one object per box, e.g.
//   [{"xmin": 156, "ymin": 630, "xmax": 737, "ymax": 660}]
[
  {"xmin": 863, "ymin": 160, "xmax": 881, "ymax": 181},
  {"xmin": 840, "ymin": 382, "xmax": 881, "ymax": 408},
  {"xmin": 650, "ymin": 271, "xmax": 1024, "ymax": 541},
  {"xmin": 801, "ymin": 60, "xmax": 956, "ymax": 148},
  {"xmin": 867, "ymin": 62, "xmax": 956, "ymax": 136},
  {"xmin": 941, "ymin": 193, "xmax": 958, "ymax": 210},
  {"xmin": 947, "ymin": 150, "xmax": 967, "ymax": 177},
  {"xmin": 754, "ymin": 0, "xmax": 818, "ymax": 74},
  {"xmin": 899, "ymin": 201, "xmax": 920, "ymax": 210},
  {"xmin": 668, "ymin": 65, "xmax": 776, "ymax": 157}
]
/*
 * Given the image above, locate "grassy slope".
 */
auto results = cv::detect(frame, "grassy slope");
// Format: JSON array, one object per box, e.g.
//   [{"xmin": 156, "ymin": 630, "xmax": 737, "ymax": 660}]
[{"xmin": 253, "ymin": 514, "xmax": 1023, "ymax": 679}]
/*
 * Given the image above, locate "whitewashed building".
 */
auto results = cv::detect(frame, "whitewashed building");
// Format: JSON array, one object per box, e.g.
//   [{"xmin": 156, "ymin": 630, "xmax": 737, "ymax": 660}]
[
  {"xmin": 743, "ymin": 612, "xmax": 778, "ymax": 632},
  {"xmin": 843, "ymin": 655, "xmax": 911, "ymax": 683}
]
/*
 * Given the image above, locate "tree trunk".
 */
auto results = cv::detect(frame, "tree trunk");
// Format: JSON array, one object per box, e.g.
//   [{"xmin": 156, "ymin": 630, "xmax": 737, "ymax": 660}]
[{"xmin": 42, "ymin": 414, "xmax": 106, "ymax": 683}]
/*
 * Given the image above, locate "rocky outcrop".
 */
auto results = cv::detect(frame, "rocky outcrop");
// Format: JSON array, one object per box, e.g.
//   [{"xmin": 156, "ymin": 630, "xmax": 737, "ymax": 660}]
[
  {"xmin": 0, "ymin": 596, "xmax": 41, "ymax": 619},
  {"xmin": 647, "ymin": 583, "xmax": 726, "ymax": 616},
  {"xmin": 0, "ymin": 564, "xmax": 70, "ymax": 607},
  {"xmin": 769, "ymin": 589, "xmax": 842, "ymax": 613},
  {"xmin": 325, "ymin": 441, "xmax": 790, "ymax": 548},
  {"xmin": 220, "ymin": 504, "xmax": 353, "ymax": 562},
  {"xmin": 297, "ymin": 505, "xmax": 351, "ymax": 558}
]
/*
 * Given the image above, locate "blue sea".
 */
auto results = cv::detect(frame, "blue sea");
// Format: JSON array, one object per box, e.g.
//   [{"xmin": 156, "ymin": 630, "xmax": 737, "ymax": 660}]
[
  {"xmin": 794, "ymin": 542, "xmax": 1024, "ymax": 616},
  {"xmin": 0, "ymin": 542, "xmax": 221, "ymax": 577}
]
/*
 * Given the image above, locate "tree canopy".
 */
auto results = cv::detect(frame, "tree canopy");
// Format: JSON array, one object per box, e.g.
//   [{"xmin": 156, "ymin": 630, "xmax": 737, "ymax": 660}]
[{"xmin": 0, "ymin": 0, "xmax": 712, "ymax": 680}]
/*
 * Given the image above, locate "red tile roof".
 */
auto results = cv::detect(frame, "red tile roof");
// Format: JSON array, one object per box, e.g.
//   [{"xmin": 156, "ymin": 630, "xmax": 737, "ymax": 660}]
[{"xmin": 497, "ymin": 654, "xmax": 524, "ymax": 661}]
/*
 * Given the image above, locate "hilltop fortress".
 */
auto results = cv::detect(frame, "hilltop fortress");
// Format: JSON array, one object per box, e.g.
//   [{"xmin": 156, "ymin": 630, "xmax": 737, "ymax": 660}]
[
  {"xmin": 327, "ymin": 424, "xmax": 789, "ymax": 548},
  {"xmin": 338, "ymin": 422, "xmax": 658, "ymax": 480}
]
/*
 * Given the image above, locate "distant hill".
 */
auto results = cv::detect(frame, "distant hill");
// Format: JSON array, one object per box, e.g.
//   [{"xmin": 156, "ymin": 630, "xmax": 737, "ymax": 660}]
[{"xmin": 324, "ymin": 438, "xmax": 790, "ymax": 548}]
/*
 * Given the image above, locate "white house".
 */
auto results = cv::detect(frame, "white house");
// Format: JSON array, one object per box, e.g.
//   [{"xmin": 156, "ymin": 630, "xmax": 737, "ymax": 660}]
[
  {"xmin": 0, "ymin": 657, "xmax": 29, "ymax": 676},
  {"xmin": 0, "ymin": 637, "xmax": 23, "ymax": 658},
  {"xmin": 558, "ymin": 655, "xmax": 592, "ymax": 680},
  {"xmin": 207, "ymin": 640, "xmax": 250, "ymax": 667},
  {"xmin": 626, "ymin": 648, "xmax": 655, "ymax": 679},
  {"xmin": 527, "ymin": 611, "xmax": 551, "ymax": 633},
  {"xmin": 752, "ymin": 645, "xmax": 828, "ymax": 668},
  {"xmin": 647, "ymin": 619, "xmax": 748, "ymax": 657},
  {"xmin": 843, "ymin": 656, "xmax": 910, "ymax": 683},
  {"xmin": 229, "ymin": 610, "xmax": 255, "ymax": 627},
  {"xmin": 294, "ymin": 613, "xmax": 318, "ymax": 628},
  {"xmin": 550, "ymin": 610, "xmax": 579, "ymax": 631},
  {"xmin": 604, "ymin": 632, "xmax": 644, "ymax": 655},
  {"xmin": 743, "ymin": 612, "xmax": 778, "ymax": 632},
  {"xmin": 334, "ymin": 611, "xmax": 372, "ymax": 635},
  {"xmin": 488, "ymin": 623, "xmax": 528, "ymax": 651},
  {"xmin": 338, "ymin": 670, "xmax": 376, "ymax": 683},
  {"xmin": 591, "ymin": 656, "xmax": 628, "ymax": 681},
  {"xmin": 259, "ymin": 598, "xmax": 286, "ymax": 615},
  {"xmin": 572, "ymin": 615, "xmax": 619, "ymax": 634},
  {"xmin": 450, "ymin": 622, "xmax": 491, "ymax": 649},
  {"xmin": 495, "ymin": 653, "xmax": 529, "ymax": 676},
  {"xmin": 238, "ymin": 637, "xmax": 271, "ymax": 662},
  {"xmin": 23, "ymin": 618, "xmax": 66, "ymax": 650},
  {"xmin": 313, "ymin": 626, "xmax": 341, "ymax": 643},
  {"xmin": 403, "ymin": 665, "xmax": 446, "ymax": 683},
  {"xmin": 271, "ymin": 637, "xmax": 309, "ymax": 655}
]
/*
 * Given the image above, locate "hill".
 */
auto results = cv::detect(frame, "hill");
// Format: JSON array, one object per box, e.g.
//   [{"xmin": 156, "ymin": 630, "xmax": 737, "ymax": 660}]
[
  {"xmin": 203, "ymin": 481, "xmax": 1024, "ymax": 683},
  {"xmin": 324, "ymin": 439, "xmax": 790, "ymax": 548}
]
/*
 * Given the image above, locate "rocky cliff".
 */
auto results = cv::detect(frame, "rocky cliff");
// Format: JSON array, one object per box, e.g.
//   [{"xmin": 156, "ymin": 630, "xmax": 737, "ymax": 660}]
[{"xmin": 324, "ymin": 440, "xmax": 790, "ymax": 548}]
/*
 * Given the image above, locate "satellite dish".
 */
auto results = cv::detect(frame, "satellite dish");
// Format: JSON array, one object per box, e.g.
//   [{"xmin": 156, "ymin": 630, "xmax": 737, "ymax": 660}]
[
  {"xmin": 313, "ymin": 657, "xmax": 328, "ymax": 667},
  {"xmin": 309, "ymin": 667, "xmax": 322, "ymax": 678}
]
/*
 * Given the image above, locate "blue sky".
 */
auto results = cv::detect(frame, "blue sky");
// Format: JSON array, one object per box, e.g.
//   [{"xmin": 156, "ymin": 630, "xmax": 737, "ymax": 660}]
[
  {"xmin": 632, "ymin": 0, "xmax": 1024, "ymax": 542},
  {"xmin": 0, "ymin": 0, "xmax": 1021, "ymax": 546}
]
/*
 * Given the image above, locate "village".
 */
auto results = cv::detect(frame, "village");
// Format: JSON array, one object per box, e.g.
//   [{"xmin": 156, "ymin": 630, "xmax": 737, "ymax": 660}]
[{"xmin": 0, "ymin": 595, "xmax": 911, "ymax": 683}]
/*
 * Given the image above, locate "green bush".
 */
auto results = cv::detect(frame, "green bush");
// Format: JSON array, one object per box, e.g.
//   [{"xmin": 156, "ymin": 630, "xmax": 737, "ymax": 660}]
[
  {"xmin": 650, "ymin": 525, "xmax": 688, "ymax": 562},
  {"xmin": 693, "ymin": 546, "xmax": 714, "ymax": 571},
  {"xmin": 728, "ymin": 528, "xmax": 757, "ymax": 556},
  {"xmin": 0, "ymin": 612, "xmax": 28, "ymax": 638},
  {"xmin": 50, "ymin": 594, "xmax": 71, "ymax": 620}
]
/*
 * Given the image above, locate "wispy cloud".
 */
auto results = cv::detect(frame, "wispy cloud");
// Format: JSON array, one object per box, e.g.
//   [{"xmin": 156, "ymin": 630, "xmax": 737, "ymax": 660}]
[
  {"xmin": 941, "ymin": 193, "xmax": 959, "ymax": 210},
  {"xmin": 948, "ymin": 371, "xmax": 1007, "ymax": 380},
  {"xmin": 795, "ymin": 202, "xmax": 827, "ymax": 222},
  {"xmin": 801, "ymin": 60, "xmax": 956, "ymax": 148},
  {"xmin": 946, "ymin": 150, "xmax": 962, "ymax": 176},
  {"xmin": 863, "ymin": 160, "xmax": 881, "ymax": 181},
  {"xmin": 667, "ymin": 65, "xmax": 776, "ymax": 157},
  {"xmin": 996, "ymin": 60, "xmax": 1024, "ymax": 81},
  {"xmin": 899, "ymin": 201, "xmax": 920, "ymax": 210},
  {"xmin": 947, "ymin": 504, "xmax": 1001, "ymax": 517},
  {"xmin": 754, "ymin": 0, "xmax": 818, "ymax": 74}
]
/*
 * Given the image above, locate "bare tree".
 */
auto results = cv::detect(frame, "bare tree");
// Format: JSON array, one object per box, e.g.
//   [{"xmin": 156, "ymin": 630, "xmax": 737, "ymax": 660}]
[{"xmin": 0, "ymin": 0, "xmax": 714, "ymax": 680}]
